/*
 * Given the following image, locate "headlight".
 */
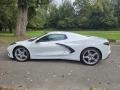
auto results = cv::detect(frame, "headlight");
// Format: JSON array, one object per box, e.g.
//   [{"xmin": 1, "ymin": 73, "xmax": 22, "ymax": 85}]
[{"xmin": 10, "ymin": 42, "xmax": 16, "ymax": 45}]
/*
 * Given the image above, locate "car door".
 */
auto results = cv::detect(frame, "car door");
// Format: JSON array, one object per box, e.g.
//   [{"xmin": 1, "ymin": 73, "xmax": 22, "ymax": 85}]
[{"xmin": 30, "ymin": 34, "xmax": 70, "ymax": 59}]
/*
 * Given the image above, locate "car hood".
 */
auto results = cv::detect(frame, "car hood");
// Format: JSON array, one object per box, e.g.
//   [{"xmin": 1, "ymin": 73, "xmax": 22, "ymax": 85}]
[{"xmin": 16, "ymin": 40, "xmax": 33, "ymax": 45}]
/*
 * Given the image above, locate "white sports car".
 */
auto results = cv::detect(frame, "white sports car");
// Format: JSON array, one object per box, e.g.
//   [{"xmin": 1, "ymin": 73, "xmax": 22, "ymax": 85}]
[{"xmin": 7, "ymin": 31, "xmax": 111, "ymax": 65}]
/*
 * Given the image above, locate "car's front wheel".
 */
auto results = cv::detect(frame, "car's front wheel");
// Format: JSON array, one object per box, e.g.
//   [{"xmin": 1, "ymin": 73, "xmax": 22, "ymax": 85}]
[
  {"xmin": 80, "ymin": 48, "xmax": 101, "ymax": 65},
  {"xmin": 13, "ymin": 46, "xmax": 30, "ymax": 62}
]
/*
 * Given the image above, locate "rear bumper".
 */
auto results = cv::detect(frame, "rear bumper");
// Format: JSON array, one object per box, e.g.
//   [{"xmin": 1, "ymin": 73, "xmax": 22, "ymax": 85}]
[
  {"xmin": 101, "ymin": 46, "xmax": 111, "ymax": 60},
  {"xmin": 103, "ymin": 51, "xmax": 111, "ymax": 60}
]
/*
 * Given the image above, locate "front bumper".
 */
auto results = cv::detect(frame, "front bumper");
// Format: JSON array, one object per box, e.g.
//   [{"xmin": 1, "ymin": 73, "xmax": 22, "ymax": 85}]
[
  {"xmin": 7, "ymin": 51, "xmax": 13, "ymax": 58},
  {"xmin": 7, "ymin": 45, "xmax": 15, "ymax": 58}
]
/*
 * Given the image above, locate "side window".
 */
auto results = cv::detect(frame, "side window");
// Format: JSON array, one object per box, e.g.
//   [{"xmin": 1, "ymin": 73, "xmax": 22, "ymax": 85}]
[{"xmin": 39, "ymin": 34, "xmax": 67, "ymax": 42}]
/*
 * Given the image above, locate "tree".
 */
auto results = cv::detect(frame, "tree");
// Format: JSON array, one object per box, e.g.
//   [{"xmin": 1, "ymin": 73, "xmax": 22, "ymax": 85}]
[
  {"xmin": 57, "ymin": 0, "xmax": 75, "ymax": 29},
  {"xmin": 0, "ymin": 0, "xmax": 16, "ymax": 32},
  {"xmin": 88, "ymin": 0, "xmax": 118, "ymax": 28},
  {"xmin": 73, "ymin": 0, "xmax": 92, "ymax": 28},
  {"xmin": 113, "ymin": 0, "xmax": 120, "ymax": 26},
  {"xmin": 46, "ymin": 0, "xmax": 75, "ymax": 29},
  {"xmin": 28, "ymin": 7, "xmax": 48, "ymax": 29},
  {"xmin": 73, "ymin": 0, "xmax": 118, "ymax": 28},
  {"xmin": 15, "ymin": 0, "xmax": 51, "ymax": 37},
  {"xmin": 46, "ymin": 4, "xmax": 59, "ymax": 28}
]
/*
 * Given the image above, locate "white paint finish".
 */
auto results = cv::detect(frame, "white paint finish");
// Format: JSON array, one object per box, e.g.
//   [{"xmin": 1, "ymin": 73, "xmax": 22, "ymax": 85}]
[{"xmin": 7, "ymin": 31, "xmax": 111, "ymax": 62}]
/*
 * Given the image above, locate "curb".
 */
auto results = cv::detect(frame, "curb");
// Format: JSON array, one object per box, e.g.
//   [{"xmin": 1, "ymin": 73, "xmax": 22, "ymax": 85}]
[{"xmin": 109, "ymin": 39, "xmax": 120, "ymax": 43}]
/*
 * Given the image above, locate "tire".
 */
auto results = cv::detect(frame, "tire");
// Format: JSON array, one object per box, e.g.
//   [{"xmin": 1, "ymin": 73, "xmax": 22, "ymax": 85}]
[
  {"xmin": 13, "ymin": 46, "xmax": 30, "ymax": 62},
  {"xmin": 80, "ymin": 48, "xmax": 101, "ymax": 66}
]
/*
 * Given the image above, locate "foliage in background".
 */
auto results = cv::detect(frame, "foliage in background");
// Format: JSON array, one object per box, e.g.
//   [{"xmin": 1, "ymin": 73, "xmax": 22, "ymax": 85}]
[
  {"xmin": 0, "ymin": 0, "xmax": 120, "ymax": 32},
  {"xmin": 0, "ymin": 0, "xmax": 16, "ymax": 33},
  {"xmin": 48, "ymin": 0, "xmax": 118, "ymax": 29}
]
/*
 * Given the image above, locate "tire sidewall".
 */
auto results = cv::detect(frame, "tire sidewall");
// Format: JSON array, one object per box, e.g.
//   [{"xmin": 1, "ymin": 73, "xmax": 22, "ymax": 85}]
[
  {"xmin": 80, "ymin": 48, "xmax": 101, "ymax": 66},
  {"xmin": 13, "ymin": 46, "xmax": 30, "ymax": 62}
]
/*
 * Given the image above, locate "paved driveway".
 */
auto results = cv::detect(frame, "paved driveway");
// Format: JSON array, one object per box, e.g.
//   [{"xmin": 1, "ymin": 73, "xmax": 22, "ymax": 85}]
[{"xmin": 0, "ymin": 44, "xmax": 120, "ymax": 90}]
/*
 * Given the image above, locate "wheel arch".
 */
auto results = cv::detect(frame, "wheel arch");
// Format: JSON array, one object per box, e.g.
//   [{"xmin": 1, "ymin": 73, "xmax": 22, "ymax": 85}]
[
  {"xmin": 13, "ymin": 45, "xmax": 31, "ymax": 59},
  {"xmin": 80, "ymin": 47, "xmax": 102, "ymax": 61}
]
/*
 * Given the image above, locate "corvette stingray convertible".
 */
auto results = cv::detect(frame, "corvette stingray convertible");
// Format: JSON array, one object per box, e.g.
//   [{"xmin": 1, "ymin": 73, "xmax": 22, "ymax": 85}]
[{"xmin": 7, "ymin": 31, "xmax": 111, "ymax": 65}]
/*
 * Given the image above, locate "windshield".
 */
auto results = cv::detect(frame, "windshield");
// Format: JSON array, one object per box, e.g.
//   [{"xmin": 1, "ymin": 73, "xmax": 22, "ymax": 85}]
[{"xmin": 28, "ymin": 33, "xmax": 48, "ymax": 42}]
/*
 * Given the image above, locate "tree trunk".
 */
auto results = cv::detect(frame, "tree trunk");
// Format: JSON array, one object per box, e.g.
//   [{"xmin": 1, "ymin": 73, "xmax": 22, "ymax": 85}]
[
  {"xmin": 0, "ymin": 24, "xmax": 2, "ymax": 32},
  {"xmin": 15, "ymin": 6, "xmax": 28, "ymax": 37}
]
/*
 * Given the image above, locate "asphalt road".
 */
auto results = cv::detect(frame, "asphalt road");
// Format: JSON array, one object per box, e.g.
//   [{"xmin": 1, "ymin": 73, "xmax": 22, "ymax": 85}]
[{"xmin": 0, "ymin": 44, "xmax": 120, "ymax": 90}]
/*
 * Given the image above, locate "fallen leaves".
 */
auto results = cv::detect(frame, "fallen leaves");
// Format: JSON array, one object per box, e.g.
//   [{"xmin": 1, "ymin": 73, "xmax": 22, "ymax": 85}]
[{"xmin": 0, "ymin": 86, "xmax": 13, "ymax": 90}]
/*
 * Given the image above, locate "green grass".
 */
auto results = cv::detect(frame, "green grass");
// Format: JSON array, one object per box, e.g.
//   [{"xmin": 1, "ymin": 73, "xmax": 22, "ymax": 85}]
[
  {"xmin": 74, "ymin": 31, "xmax": 120, "ymax": 40},
  {"xmin": 0, "ymin": 29, "xmax": 120, "ymax": 44}
]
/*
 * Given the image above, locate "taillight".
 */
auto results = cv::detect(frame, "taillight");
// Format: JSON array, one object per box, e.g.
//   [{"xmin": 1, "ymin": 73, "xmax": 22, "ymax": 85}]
[{"xmin": 104, "ymin": 42, "xmax": 110, "ymax": 45}]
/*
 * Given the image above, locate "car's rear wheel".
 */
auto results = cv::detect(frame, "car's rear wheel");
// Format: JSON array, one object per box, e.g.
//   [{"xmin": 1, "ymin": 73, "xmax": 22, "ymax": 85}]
[
  {"xmin": 80, "ymin": 48, "xmax": 101, "ymax": 65},
  {"xmin": 13, "ymin": 47, "xmax": 30, "ymax": 62}
]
